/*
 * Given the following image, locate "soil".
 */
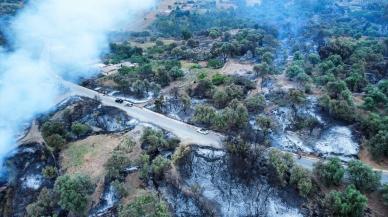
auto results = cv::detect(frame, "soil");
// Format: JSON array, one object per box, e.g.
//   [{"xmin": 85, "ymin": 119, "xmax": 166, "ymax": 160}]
[
  {"xmin": 359, "ymin": 146, "xmax": 388, "ymax": 170},
  {"xmin": 221, "ymin": 60, "xmax": 254, "ymax": 76}
]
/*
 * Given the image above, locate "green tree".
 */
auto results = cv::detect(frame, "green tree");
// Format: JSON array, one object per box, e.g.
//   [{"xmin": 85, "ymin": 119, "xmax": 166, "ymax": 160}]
[
  {"xmin": 253, "ymin": 62, "xmax": 270, "ymax": 78},
  {"xmin": 308, "ymin": 53, "xmax": 320, "ymax": 65},
  {"xmin": 367, "ymin": 130, "xmax": 388, "ymax": 159},
  {"xmin": 347, "ymin": 160, "xmax": 381, "ymax": 192},
  {"xmin": 220, "ymin": 100, "xmax": 249, "ymax": 131},
  {"xmin": 244, "ymin": 94, "xmax": 266, "ymax": 112},
  {"xmin": 42, "ymin": 121, "xmax": 66, "ymax": 138},
  {"xmin": 290, "ymin": 166, "xmax": 312, "ymax": 197},
  {"xmin": 212, "ymin": 89, "xmax": 229, "ymax": 108},
  {"xmin": 262, "ymin": 52, "xmax": 274, "ymax": 64},
  {"xmin": 180, "ymin": 93, "xmax": 191, "ymax": 113},
  {"xmin": 313, "ymin": 157, "xmax": 344, "ymax": 186},
  {"xmin": 26, "ymin": 188, "xmax": 59, "ymax": 217},
  {"xmin": 286, "ymin": 64, "xmax": 304, "ymax": 79},
  {"xmin": 118, "ymin": 194, "xmax": 170, "ymax": 217},
  {"xmin": 181, "ymin": 29, "xmax": 192, "ymax": 40},
  {"xmin": 112, "ymin": 180, "xmax": 128, "ymax": 199},
  {"xmin": 268, "ymin": 149, "xmax": 294, "ymax": 186},
  {"xmin": 71, "ymin": 122, "xmax": 91, "ymax": 138},
  {"xmin": 137, "ymin": 153, "xmax": 150, "ymax": 180},
  {"xmin": 105, "ymin": 151, "xmax": 131, "ymax": 181},
  {"xmin": 46, "ymin": 134, "xmax": 66, "ymax": 151},
  {"xmin": 193, "ymin": 105, "xmax": 217, "ymax": 126},
  {"xmin": 54, "ymin": 174, "xmax": 94, "ymax": 215},
  {"xmin": 151, "ymin": 155, "xmax": 171, "ymax": 180},
  {"xmin": 382, "ymin": 184, "xmax": 388, "ymax": 205},
  {"xmin": 132, "ymin": 79, "xmax": 148, "ymax": 97},
  {"xmin": 324, "ymin": 185, "xmax": 367, "ymax": 217}
]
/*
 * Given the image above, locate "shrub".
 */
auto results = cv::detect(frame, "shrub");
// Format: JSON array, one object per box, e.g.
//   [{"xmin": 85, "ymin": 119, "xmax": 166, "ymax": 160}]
[
  {"xmin": 313, "ymin": 158, "xmax": 344, "ymax": 186},
  {"xmin": 347, "ymin": 160, "xmax": 381, "ymax": 192},
  {"xmin": 324, "ymin": 185, "xmax": 367, "ymax": 217}
]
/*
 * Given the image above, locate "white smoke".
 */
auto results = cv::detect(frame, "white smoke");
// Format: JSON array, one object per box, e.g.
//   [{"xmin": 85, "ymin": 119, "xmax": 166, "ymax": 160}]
[{"xmin": 0, "ymin": 0, "xmax": 154, "ymax": 174}]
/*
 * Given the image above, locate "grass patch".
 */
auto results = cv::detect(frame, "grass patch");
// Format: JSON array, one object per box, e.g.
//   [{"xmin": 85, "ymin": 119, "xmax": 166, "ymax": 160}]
[{"xmin": 63, "ymin": 143, "xmax": 94, "ymax": 168}]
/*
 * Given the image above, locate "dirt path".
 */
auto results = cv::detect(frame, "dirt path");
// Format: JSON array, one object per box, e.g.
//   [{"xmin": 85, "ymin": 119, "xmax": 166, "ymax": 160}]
[
  {"xmin": 18, "ymin": 120, "xmax": 44, "ymax": 144},
  {"xmin": 129, "ymin": 0, "xmax": 177, "ymax": 31}
]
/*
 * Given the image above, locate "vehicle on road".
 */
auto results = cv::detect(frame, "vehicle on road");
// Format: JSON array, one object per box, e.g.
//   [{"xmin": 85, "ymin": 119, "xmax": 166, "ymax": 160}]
[
  {"xmin": 115, "ymin": 98, "xmax": 124, "ymax": 103},
  {"xmin": 196, "ymin": 128, "xmax": 209, "ymax": 135},
  {"xmin": 125, "ymin": 102, "xmax": 134, "ymax": 107}
]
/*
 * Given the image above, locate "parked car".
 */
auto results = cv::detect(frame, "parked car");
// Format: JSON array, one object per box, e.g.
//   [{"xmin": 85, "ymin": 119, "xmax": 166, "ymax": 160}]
[
  {"xmin": 196, "ymin": 128, "xmax": 209, "ymax": 135},
  {"xmin": 125, "ymin": 102, "xmax": 134, "ymax": 107},
  {"xmin": 115, "ymin": 98, "xmax": 124, "ymax": 103}
]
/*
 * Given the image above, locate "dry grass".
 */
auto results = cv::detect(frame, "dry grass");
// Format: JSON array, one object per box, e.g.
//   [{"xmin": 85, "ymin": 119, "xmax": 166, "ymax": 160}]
[
  {"xmin": 220, "ymin": 60, "xmax": 254, "ymax": 76},
  {"xmin": 60, "ymin": 134, "xmax": 124, "ymax": 181}
]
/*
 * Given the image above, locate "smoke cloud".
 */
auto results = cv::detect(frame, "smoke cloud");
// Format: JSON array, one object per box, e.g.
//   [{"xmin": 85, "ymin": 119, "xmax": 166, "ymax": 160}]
[{"xmin": 0, "ymin": 0, "xmax": 154, "ymax": 175}]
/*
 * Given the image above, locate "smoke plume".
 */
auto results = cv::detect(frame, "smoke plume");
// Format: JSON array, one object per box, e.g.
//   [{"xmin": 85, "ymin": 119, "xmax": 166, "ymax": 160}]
[{"xmin": 0, "ymin": 0, "xmax": 154, "ymax": 175}]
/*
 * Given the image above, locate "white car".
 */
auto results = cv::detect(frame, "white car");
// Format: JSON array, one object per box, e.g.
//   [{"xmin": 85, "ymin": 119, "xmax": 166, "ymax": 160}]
[
  {"xmin": 196, "ymin": 128, "xmax": 209, "ymax": 135},
  {"xmin": 125, "ymin": 102, "xmax": 134, "ymax": 107}
]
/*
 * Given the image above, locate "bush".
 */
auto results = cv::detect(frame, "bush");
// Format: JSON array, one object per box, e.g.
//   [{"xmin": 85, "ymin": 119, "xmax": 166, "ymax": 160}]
[
  {"xmin": 347, "ymin": 160, "xmax": 381, "ymax": 192},
  {"xmin": 324, "ymin": 185, "xmax": 367, "ymax": 217},
  {"xmin": 54, "ymin": 174, "xmax": 94, "ymax": 215},
  {"xmin": 207, "ymin": 59, "xmax": 224, "ymax": 69},
  {"xmin": 290, "ymin": 166, "xmax": 312, "ymax": 197},
  {"xmin": 42, "ymin": 166, "xmax": 57, "ymax": 179},
  {"xmin": 212, "ymin": 73, "xmax": 227, "ymax": 85},
  {"xmin": 172, "ymin": 145, "xmax": 191, "ymax": 165},
  {"xmin": 118, "ymin": 194, "xmax": 170, "ymax": 217},
  {"xmin": 313, "ymin": 157, "xmax": 344, "ymax": 186}
]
